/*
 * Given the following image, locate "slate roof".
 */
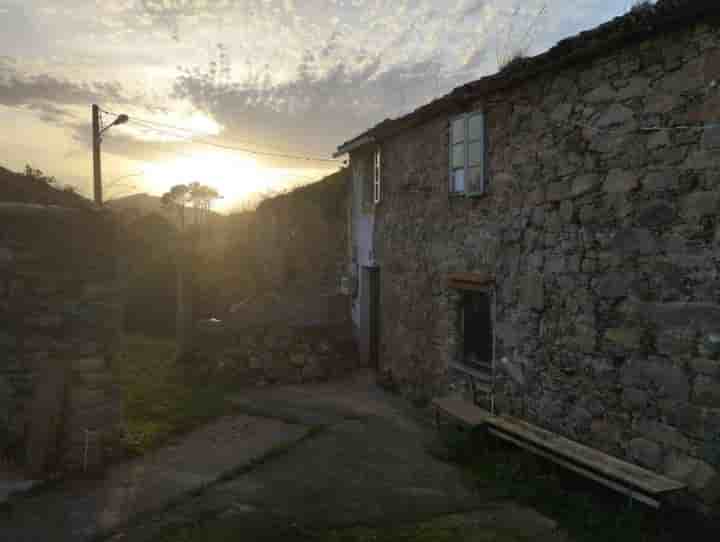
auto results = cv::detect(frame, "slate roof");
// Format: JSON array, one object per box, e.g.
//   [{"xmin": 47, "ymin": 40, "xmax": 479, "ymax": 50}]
[{"xmin": 336, "ymin": 0, "xmax": 720, "ymax": 154}]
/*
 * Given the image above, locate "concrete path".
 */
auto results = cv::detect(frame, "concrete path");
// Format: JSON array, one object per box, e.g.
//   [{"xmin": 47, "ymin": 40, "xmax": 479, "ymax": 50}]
[
  {"xmin": 106, "ymin": 372, "xmax": 565, "ymax": 542},
  {"xmin": 1, "ymin": 371, "xmax": 564, "ymax": 542},
  {"xmin": 0, "ymin": 415, "xmax": 307, "ymax": 541}
]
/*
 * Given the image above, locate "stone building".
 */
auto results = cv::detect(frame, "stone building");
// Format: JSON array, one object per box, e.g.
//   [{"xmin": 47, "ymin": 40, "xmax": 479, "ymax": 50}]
[{"xmin": 336, "ymin": 0, "xmax": 720, "ymax": 508}]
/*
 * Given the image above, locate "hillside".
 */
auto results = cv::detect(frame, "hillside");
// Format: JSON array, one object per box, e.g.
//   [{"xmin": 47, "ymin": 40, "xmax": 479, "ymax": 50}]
[{"xmin": 0, "ymin": 165, "xmax": 93, "ymax": 208}]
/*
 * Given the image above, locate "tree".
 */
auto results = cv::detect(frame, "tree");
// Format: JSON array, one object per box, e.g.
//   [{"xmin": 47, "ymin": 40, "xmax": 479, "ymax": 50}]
[
  {"xmin": 161, "ymin": 182, "xmax": 221, "ymax": 358},
  {"xmin": 24, "ymin": 164, "xmax": 56, "ymax": 185},
  {"xmin": 161, "ymin": 184, "xmax": 191, "ymax": 230}
]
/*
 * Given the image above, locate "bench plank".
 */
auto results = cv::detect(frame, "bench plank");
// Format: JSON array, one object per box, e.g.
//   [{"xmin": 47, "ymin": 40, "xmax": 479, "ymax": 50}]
[
  {"xmin": 432, "ymin": 398, "xmax": 686, "ymax": 499},
  {"xmin": 489, "ymin": 429, "xmax": 661, "ymax": 508},
  {"xmin": 490, "ymin": 415, "xmax": 685, "ymax": 495},
  {"xmin": 432, "ymin": 397, "xmax": 493, "ymax": 427}
]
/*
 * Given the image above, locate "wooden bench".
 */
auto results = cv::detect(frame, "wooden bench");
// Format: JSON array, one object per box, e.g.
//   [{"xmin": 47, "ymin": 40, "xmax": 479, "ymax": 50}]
[{"xmin": 431, "ymin": 397, "xmax": 686, "ymax": 508}]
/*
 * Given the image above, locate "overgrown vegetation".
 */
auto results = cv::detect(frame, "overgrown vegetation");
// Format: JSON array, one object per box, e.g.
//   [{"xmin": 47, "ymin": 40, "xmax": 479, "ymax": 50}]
[
  {"xmin": 440, "ymin": 425, "xmax": 668, "ymax": 542},
  {"xmin": 111, "ymin": 334, "xmax": 238, "ymax": 456}
]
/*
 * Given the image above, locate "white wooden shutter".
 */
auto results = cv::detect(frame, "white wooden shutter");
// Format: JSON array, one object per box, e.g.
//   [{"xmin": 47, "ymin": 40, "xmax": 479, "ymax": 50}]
[
  {"xmin": 467, "ymin": 112, "xmax": 485, "ymax": 194},
  {"xmin": 373, "ymin": 148, "xmax": 381, "ymax": 204}
]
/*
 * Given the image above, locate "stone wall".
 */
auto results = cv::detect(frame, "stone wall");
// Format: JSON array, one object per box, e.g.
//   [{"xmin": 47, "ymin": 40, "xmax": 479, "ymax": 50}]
[
  {"xmin": 370, "ymin": 20, "xmax": 720, "ymax": 509},
  {"xmin": 196, "ymin": 168, "xmax": 359, "ymax": 383},
  {"xmin": 0, "ymin": 204, "xmax": 124, "ymax": 476},
  {"xmin": 222, "ymin": 169, "xmax": 350, "ymax": 326}
]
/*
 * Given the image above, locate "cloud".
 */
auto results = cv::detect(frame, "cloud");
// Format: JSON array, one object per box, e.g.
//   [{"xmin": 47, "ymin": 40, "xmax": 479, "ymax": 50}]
[
  {"xmin": 0, "ymin": 56, "xmax": 148, "ymax": 130},
  {"xmin": 172, "ymin": 47, "xmax": 468, "ymax": 159}
]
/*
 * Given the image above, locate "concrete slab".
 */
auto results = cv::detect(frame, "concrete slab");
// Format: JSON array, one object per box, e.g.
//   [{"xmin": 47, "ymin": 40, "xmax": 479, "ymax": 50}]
[{"xmin": 0, "ymin": 414, "xmax": 307, "ymax": 541}]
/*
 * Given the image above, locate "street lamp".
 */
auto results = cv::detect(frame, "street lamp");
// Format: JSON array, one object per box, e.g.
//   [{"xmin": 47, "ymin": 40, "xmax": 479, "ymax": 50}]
[{"xmin": 92, "ymin": 104, "xmax": 129, "ymax": 206}]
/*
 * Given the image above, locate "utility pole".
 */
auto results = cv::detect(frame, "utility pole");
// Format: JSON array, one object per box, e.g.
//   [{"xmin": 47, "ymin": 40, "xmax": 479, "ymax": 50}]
[
  {"xmin": 91, "ymin": 105, "xmax": 129, "ymax": 207},
  {"xmin": 92, "ymin": 104, "xmax": 103, "ymax": 206}
]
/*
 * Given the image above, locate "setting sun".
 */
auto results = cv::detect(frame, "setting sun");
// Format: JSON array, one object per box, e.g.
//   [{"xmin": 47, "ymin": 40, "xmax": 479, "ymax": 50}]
[{"xmin": 141, "ymin": 150, "xmax": 289, "ymax": 211}]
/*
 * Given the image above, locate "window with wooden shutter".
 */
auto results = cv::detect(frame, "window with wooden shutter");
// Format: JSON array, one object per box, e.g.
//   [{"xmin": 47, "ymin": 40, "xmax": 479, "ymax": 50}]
[
  {"xmin": 373, "ymin": 148, "xmax": 381, "ymax": 204},
  {"xmin": 449, "ymin": 112, "xmax": 486, "ymax": 196}
]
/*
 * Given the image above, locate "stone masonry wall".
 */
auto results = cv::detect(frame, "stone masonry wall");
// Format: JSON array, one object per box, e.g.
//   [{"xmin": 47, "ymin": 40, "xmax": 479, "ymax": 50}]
[
  {"xmin": 0, "ymin": 204, "xmax": 124, "ymax": 476},
  {"xmin": 371, "ymin": 21, "xmax": 720, "ymax": 509},
  {"xmin": 196, "ymin": 169, "xmax": 359, "ymax": 386}
]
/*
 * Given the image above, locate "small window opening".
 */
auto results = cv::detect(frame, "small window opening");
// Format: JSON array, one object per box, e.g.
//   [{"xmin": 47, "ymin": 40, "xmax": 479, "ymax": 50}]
[{"xmin": 461, "ymin": 291, "xmax": 493, "ymax": 368}]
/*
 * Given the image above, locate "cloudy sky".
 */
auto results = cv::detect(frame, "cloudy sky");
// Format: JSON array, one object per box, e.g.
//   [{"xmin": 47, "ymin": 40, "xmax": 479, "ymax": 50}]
[{"xmin": 0, "ymin": 0, "xmax": 641, "ymax": 211}]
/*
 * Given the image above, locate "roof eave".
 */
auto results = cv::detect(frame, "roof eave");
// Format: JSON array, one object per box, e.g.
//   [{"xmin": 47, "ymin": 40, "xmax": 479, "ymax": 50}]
[{"xmin": 333, "ymin": 135, "xmax": 376, "ymax": 157}]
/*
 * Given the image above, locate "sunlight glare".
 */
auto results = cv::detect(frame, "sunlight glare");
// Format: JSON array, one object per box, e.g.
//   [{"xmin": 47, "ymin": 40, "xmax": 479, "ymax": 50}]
[{"xmin": 141, "ymin": 150, "xmax": 302, "ymax": 211}]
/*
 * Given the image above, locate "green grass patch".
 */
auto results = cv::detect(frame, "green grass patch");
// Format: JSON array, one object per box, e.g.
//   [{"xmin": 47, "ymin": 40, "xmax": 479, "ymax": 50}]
[
  {"xmin": 111, "ymin": 334, "xmax": 239, "ymax": 456},
  {"xmin": 319, "ymin": 516, "xmax": 526, "ymax": 542},
  {"xmin": 452, "ymin": 430, "xmax": 663, "ymax": 542}
]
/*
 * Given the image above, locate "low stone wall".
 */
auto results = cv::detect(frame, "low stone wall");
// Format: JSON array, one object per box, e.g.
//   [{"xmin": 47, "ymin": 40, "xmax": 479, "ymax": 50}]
[
  {"xmin": 193, "ymin": 321, "xmax": 358, "ymax": 385},
  {"xmin": 0, "ymin": 204, "xmax": 124, "ymax": 476}
]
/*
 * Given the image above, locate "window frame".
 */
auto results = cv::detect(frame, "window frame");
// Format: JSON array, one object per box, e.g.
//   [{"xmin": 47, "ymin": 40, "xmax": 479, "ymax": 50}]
[
  {"xmin": 449, "ymin": 111, "xmax": 487, "ymax": 197},
  {"xmin": 373, "ymin": 147, "xmax": 381, "ymax": 205}
]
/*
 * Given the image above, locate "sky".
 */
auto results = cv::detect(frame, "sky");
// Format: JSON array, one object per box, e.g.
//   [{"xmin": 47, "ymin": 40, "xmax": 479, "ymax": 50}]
[{"xmin": 0, "ymin": 0, "xmax": 643, "ymax": 212}]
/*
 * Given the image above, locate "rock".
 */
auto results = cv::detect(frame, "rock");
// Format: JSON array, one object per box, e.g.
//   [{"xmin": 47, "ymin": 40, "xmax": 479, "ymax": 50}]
[
  {"xmin": 643, "ymin": 171, "xmax": 677, "ymax": 191},
  {"xmin": 684, "ymin": 150, "xmax": 720, "ymax": 170},
  {"xmin": 584, "ymin": 84, "xmax": 616, "ymax": 103},
  {"xmin": 636, "ymin": 201, "xmax": 675, "ymax": 227},
  {"xmin": 700, "ymin": 475, "xmax": 720, "ymax": 505},
  {"xmin": 499, "ymin": 357, "xmax": 526, "ymax": 388},
  {"xmin": 595, "ymin": 104, "xmax": 635, "ymax": 129},
  {"xmin": 595, "ymin": 272, "xmax": 632, "ymax": 299},
  {"xmin": 666, "ymin": 402, "xmax": 705, "ymax": 438},
  {"xmin": 640, "ymin": 302, "xmax": 720, "ymax": 332},
  {"xmin": 571, "ymin": 174, "xmax": 602, "ymax": 197},
  {"xmin": 622, "ymin": 388, "xmax": 648, "ymax": 410},
  {"xmin": 495, "ymin": 322, "xmax": 527, "ymax": 348},
  {"xmin": 616, "ymin": 76, "xmax": 649, "ymax": 100},
  {"xmin": 72, "ymin": 357, "xmax": 106, "ymax": 373},
  {"xmin": 621, "ymin": 358, "xmax": 690, "ymax": 401},
  {"xmin": 664, "ymin": 453, "xmax": 717, "ymax": 493},
  {"xmin": 702, "ymin": 125, "xmax": 720, "ymax": 150},
  {"xmin": 566, "ymin": 324, "xmax": 597, "ymax": 353},
  {"xmin": 647, "ymin": 131, "xmax": 670, "ymax": 149},
  {"xmin": 568, "ymin": 406, "xmax": 593, "ymax": 433},
  {"xmin": 289, "ymin": 353, "xmax": 307, "ymax": 368},
  {"xmin": 531, "ymin": 206, "xmax": 545, "ymax": 227},
  {"xmin": 559, "ymin": 200, "xmax": 574, "ymax": 223},
  {"xmin": 605, "ymin": 327, "xmax": 645, "ymax": 350},
  {"xmin": 603, "ymin": 170, "xmax": 640, "ymax": 193},
  {"xmin": 681, "ymin": 190, "xmax": 720, "ymax": 220},
  {"xmin": 550, "ymin": 103, "xmax": 573, "ymax": 122},
  {"xmin": 637, "ymin": 420, "xmax": 690, "ymax": 452},
  {"xmin": 645, "ymin": 94, "xmax": 676, "ymax": 114},
  {"xmin": 546, "ymin": 181, "xmax": 570, "ymax": 202},
  {"xmin": 519, "ymin": 272, "xmax": 544, "ymax": 310},
  {"xmin": 689, "ymin": 358, "xmax": 719, "ymax": 377},
  {"xmin": 0, "ymin": 247, "xmax": 13, "ymax": 269},
  {"xmin": 693, "ymin": 375, "xmax": 720, "ymax": 408},
  {"xmin": 628, "ymin": 437, "xmax": 663, "ymax": 470},
  {"xmin": 610, "ymin": 228, "xmax": 657, "ymax": 256},
  {"xmin": 25, "ymin": 313, "xmax": 64, "ymax": 330}
]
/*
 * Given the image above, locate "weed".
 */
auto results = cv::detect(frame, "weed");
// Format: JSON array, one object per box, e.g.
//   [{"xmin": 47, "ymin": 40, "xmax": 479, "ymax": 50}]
[{"xmin": 111, "ymin": 334, "xmax": 239, "ymax": 456}]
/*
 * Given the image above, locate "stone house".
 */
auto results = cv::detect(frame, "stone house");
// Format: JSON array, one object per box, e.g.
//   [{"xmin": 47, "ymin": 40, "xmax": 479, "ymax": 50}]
[{"xmin": 335, "ymin": 0, "xmax": 720, "ymax": 508}]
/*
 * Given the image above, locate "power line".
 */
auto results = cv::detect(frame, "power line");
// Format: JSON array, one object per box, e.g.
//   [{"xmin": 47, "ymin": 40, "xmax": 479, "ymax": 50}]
[{"xmin": 101, "ymin": 107, "xmax": 344, "ymax": 164}]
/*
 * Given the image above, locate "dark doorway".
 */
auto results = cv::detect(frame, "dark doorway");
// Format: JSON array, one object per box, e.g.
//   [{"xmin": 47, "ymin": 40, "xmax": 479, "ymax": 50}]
[
  {"xmin": 461, "ymin": 291, "xmax": 493, "ymax": 368},
  {"xmin": 360, "ymin": 266, "xmax": 380, "ymax": 368}
]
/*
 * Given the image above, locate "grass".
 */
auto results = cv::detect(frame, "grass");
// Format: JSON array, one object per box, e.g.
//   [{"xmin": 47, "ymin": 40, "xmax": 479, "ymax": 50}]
[
  {"xmin": 441, "ymin": 425, "xmax": 664, "ymax": 542},
  {"xmin": 111, "ymin": 334, "xmax": 239, "ymax": 456}
]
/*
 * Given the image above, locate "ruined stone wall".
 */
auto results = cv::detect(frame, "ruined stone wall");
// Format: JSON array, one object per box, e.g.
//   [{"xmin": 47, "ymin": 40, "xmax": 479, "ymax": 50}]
[
  {"xmin": 225, "ymin": 169, "xmax": 351, "ymax": 327},
  {"xmin": 0, "ymin": 205, "xmax": 124, "ymax": 475},
  {"xmin": 372, "ymin": 21, "xmax": 720, "ymax": 508}
]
